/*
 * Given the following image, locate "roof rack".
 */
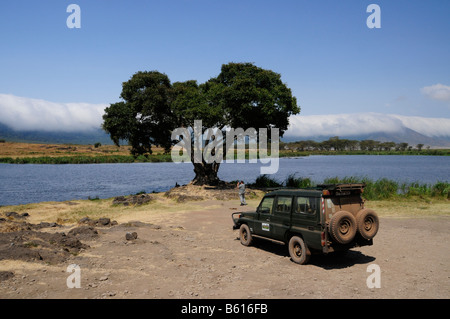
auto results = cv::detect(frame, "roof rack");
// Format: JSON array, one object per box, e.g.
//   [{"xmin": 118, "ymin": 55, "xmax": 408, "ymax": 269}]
[
  {"xmin": 258, "ymin": 183, "xmax": 365, "ymax": 193},
  {"xmin": 316, "ymin": 183, "xmax": 365, "ymax": 191}
]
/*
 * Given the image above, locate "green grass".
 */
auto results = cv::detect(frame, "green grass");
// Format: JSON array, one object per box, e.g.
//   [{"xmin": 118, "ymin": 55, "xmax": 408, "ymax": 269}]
[
  {"xmin": 2, "ymin": 146, "xmax": 448, "ymax": 165},
  {"xmin": 278, "ymin": 149, "xmax": 450, "ymax": 157},
  {"xmin": 249, "ymin": 175, "xmax": 449, "ymax": 201},
  {"xmin": 0, "ymin": 154, "xmax": 173, "ymax": 164}
]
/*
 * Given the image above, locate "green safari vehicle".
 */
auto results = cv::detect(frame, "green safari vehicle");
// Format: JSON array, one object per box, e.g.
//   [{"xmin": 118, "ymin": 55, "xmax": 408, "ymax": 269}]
[{"xmin": 232, "ymin": 184, "xmax": 379, "ymax": 264}]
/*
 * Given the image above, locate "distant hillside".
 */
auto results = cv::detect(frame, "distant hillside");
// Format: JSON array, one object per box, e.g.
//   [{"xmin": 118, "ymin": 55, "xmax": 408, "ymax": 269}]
[
  {"xmin": 283, "ymin": 126, "xmax": 450, "ymax": 148},
  {"xmin": 2, "ymin": 121, "xmax": 450, "ymax": 148},
  {"xmin": 0, "ymin": 123, "xmax": 114, "ymax": 145}
]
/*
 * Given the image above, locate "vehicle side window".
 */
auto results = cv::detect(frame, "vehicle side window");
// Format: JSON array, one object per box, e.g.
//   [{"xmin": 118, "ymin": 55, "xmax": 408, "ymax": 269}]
[
  {"xmin": 275, "ymin": 196, "xmax": 292, "ymax": 214},
  {"xmin": 259, "ymin": 197, "xmax": 274, "ymax": 214},
  {"xmin": 295, "ymin": 197, "xmax": 316, "ymax": 215}
]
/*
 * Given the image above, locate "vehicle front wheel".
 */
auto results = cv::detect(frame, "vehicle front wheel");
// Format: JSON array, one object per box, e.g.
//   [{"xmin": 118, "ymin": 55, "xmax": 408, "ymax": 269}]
[
  {"xmin": 288, "ymin": 236, "xmax": 310, "ymax": 265},
  {"xmin": 239, "ymin": 224, "xmax": 253, "ymax": 246}
]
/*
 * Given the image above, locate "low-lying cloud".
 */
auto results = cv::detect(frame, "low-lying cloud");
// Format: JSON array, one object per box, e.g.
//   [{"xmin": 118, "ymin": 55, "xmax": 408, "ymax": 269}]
[
  {"xmin": 0, "ymin": 94, "xmax": 107, "ymax": 132},
  {"xmin": 421, "ymin": 83, "xmax": 450, "ymax": 102},
  {"xmin": 286, "ymin": 113, "xmax": 450, "ymax": 138},
  {"xmin": 1, "ymin": 94, "xmax": 449, "ymax": 140}
]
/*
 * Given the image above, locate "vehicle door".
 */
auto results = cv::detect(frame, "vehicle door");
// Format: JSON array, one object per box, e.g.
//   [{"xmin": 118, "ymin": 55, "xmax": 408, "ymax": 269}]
[
  {"xmin": 255, "ymin": 196, "xmax": 275, "ymax": 236},
  {"xmin": 271, "ymin": 195, "xmax": 293, "ymax": 241},
  {"xmin": 291, "ymin": 196, "xmax": 322, "ymax": 250}
]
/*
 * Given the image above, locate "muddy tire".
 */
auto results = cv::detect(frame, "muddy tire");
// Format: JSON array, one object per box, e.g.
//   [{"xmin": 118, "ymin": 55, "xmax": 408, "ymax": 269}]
[
  {"xmin": 329, "ymin": 211, "xmax": 357, "ymax": 244},
  {"xmin": 356, "ymin": 209, "xmax": 379, "ymax": 240},
  {"xmin": 239, "ymin": 224, "xmax": 253, "ymax": 246},
  {"xmin": 288, "ymin": 236, "xmax": 310, "ymax": 265}
]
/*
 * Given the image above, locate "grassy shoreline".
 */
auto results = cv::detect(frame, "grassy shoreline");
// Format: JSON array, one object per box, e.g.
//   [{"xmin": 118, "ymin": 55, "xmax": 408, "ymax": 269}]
[
  {"xmin": 0, "ymin": 154, "xmax": 172, "ymax": 164},
  {"xmin": 1, "ymin": 150, "xmax": 449, "ymax": 164},
  {"xmin": 0, "ymin": 141, "xmax": 448, "ymax": 164},
  {"xmin": 251, "ymin": 175, "xmax": 449, "ymax": 201},
  {"xmin": 0, "ymin": 185, "xmax": 448, "ymax": 227}
]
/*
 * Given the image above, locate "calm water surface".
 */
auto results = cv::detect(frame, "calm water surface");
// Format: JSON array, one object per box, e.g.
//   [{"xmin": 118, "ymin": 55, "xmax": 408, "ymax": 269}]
[{"xmin": 0, "ymin": 155, "xmax": 448, "ymax": 206}]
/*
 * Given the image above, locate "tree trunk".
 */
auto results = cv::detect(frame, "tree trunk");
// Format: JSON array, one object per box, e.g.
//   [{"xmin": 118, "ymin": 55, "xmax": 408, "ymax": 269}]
[{"xmin": 192, "ymin": 162, "xmax": 221, "ymax": 186}]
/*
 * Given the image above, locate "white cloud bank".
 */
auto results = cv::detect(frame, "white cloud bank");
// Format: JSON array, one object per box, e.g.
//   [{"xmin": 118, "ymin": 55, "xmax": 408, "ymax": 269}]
[
  {"xmin": 286, "ymin": 113, "xmax": 450, "ymax": 138},
  {"xmin": 421, "ymin": 83, "xmax": 450, "ymax": 102},
  {"xmin": 0, "ymin": 94, "xmax": 108, "ymax": 132},
  {"xmin": 1, "ymin": 94, "xmax": 449, "ymax": 139}
]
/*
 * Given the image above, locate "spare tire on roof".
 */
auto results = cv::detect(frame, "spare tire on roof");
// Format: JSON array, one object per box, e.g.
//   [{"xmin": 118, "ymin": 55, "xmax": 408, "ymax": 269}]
[
  {"xmin": 329, "ymin": 210, "xmax": 357, "ymax": 244},
  {"xmin": 356, "ymin": 208, "xmax": 379, "ymax": 240}
]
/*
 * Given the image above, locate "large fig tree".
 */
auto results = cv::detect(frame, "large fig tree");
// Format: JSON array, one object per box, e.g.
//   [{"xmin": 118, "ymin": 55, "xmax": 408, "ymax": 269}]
[{"xmin": 102, "ymin": 62, "xmax": 300, "ymax": 185}]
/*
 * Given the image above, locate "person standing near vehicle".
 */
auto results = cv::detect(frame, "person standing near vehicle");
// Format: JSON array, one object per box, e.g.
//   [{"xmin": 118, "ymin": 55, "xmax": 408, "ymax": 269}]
[{"xmin": 237, "ymin": 180, "xmax": 247, "ymax": 206}]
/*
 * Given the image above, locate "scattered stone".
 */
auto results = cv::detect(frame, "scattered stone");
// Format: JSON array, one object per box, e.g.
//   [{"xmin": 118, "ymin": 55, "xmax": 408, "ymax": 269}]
[
  {"xmin": 125, "ymin": 232, "xmax": 138, "ymax": 241},
  {"xmin": 4, "ymin": 212, "xmax": 29, "ymax": 219},
  {"xmin": 0, "ymin": 271, "xmax": 14, "ymax": 282},
  {"xmin": 78, "ymin": 217, "xmax": 117, "ymax": 227},
  {"xmin": 0, "ymin": 229, "xmax": 88, "ymax": 264},
  {"xmin": 68, "ymin": 226, "xmax": 99, "ymax": 240},
  {"xmin": 113, "ymin": 194, "xmax": 153, "ymax": 206},
  {"xmin": 98, "ymin": 218, "xmax": 111, "ymax": 226},
  {"xmin": 38, "ymin": 222, "xmax": 60, "ymax": 228}
]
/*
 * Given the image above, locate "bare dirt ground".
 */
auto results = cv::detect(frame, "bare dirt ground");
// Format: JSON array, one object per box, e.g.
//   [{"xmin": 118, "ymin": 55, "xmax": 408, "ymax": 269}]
[{"xmin": 0, "ymin": 187, "xmax": 449, "ymax": 299}]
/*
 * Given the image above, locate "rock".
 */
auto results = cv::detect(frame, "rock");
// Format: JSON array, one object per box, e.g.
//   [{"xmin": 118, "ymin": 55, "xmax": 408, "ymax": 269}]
[
  {"xmin": 38, "ymin": 222, "xmax": 60, "ymax": 228},
  {"xmin": 98, "ymin": 218, "xmax": 111, "ymax": 226},
  {"xmin": 78, "ymin": 217, "xmax": 116, "ymax": 227},
  {"xmin": 125, "ymin": 232, "xmax": 138, "ymax": 240},
  {"xmin": 79, "ymin": 217, "xmax": 91, "ymax": 224},
  {"xmin": 5, "ymin": 212, "xmax": 28, "ymax": 219},
  {"xmin": 68, "ymin": 226, "xmax": 99, "ymax": 240},
  {"xmin": 0, "ymin": 271, "xmax": 14, "ymax": 282},
  {"xmin": 113, "ymin": 194, "xmax": 153, "ymax": 206},
  {"xmin": 112, "ymin": 196, "xmax": 127, "ymax": 205}
]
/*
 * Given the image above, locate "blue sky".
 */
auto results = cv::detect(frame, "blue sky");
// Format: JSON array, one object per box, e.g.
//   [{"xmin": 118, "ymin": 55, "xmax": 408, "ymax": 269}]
[{"xmin": 0, "ymin": 0, "xmax": 449, "ymax": 136}]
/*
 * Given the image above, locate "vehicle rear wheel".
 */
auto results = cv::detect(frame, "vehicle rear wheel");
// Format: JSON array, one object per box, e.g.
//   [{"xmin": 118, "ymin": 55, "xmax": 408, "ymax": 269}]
[
  {"xmin": 356, "ymin": 209, "xmax": 379, "ymax": 240},
  {"xmin": 239, "ymin": 224, "xmax": 253, "ymax": 246},
  {"xmin": 329, "ymin": 210, "xmax": 357, "ymax": 244},
  {"xmin": 288, "ymin": 236, "xmax": 310, "ymax": 265}
]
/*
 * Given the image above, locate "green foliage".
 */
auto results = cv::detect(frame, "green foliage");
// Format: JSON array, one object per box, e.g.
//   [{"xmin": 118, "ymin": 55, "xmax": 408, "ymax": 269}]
[
  {"xmin": 207, "ymin": 62, "xmax": 300, "ymax": 137},
  {"xmin": 323, "ymin": 176, "xmax": 448, "ymax": 201},
  {"xmin": 281, "ymin": 137, "xmax": 450, "ymax": 155},
  {"xmin": 0, "ymin": 154, "xmax": 173, "ymax": 164},
  {"xmin": 249, "ymin": 175, "xmax": 448, "ymax": 201},
  {"xmin": 102, "ymin": 63, "xmax": 299, "ymax": 155},
  {"xmin": 431, "ymin": 182, "xmax": 450, "ymax": 198},
  {"xmin": 102, "ymin": 63, "xmax": 300, "ymax": 185},
  {"xmin": 102, "ymin": 71, "xmax": 175, "ymax": 156},
  {"xmin": 285, "ymin": 174, "xmax": 312, "ymax": 188},
  {"xmin": 252, "ymin": 175, "xmax": 282, "ymax": 188}
]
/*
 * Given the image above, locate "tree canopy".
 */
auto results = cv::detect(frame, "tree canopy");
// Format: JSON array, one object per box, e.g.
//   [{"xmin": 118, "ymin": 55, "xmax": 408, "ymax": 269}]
[{"xmin": 102, "ymin": 62, "xmax": 300, "ymax": 185}]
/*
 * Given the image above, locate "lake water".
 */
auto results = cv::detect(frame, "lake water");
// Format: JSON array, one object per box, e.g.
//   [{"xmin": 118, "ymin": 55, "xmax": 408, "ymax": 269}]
[{"xmin": 0, "ymin": 155, "xmax": 449, "ymax": 206}]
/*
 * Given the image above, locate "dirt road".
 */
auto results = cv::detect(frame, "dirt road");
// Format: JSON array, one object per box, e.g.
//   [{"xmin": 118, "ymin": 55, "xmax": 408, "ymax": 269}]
[{"xmin": 0, "ymin": 195, "xmax": 449, "ymax": 299}]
